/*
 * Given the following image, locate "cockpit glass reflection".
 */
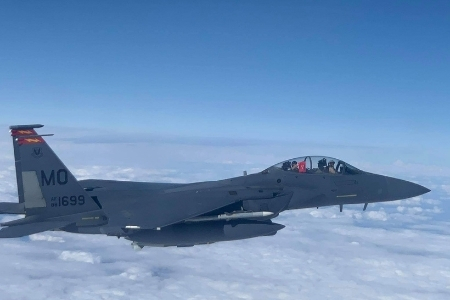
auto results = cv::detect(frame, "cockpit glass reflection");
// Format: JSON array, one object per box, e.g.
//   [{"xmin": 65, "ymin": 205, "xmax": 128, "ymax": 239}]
[{"xmin": 273, "ymin": 156, "xmax": 361, "ymax": 175}]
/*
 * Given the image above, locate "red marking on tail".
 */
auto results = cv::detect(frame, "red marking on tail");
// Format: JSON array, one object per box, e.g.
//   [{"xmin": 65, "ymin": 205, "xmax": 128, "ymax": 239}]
[
  {"xmin": 11, "ymin": 129, "xmax": 37, "ymax": 136},
  {"xmin": 17, "ymin": 137, "xmax": 44, "ymax": 145}
]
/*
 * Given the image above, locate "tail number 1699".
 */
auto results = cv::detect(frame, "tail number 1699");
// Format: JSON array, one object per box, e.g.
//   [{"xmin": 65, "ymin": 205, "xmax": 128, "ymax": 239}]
[{"xmin": 50, "ymin": 195, "xmax": 85, "ymax": 207}]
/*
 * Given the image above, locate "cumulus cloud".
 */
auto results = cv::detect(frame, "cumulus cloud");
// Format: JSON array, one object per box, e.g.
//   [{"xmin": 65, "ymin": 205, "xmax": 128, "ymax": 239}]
[
  {"xmin": 59, "ymin": 251, "xmax": 100, "ymax": 264},
  {"xmin": 0, "ymin": 129, "xmax": 449, "ymax": 300},
  {"xmin": 365, "ymin": 210, "xmax": 388, "ymax": 221},
  {"xmin": 30, "ymin": 234, "xmax": 65, "ymax": 243},
  {"xmin": 442, "ymin": 185, "xmax": 450, "ymax": 195}
]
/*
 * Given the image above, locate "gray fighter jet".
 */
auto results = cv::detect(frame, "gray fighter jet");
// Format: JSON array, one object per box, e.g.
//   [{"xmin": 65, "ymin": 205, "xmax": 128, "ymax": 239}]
[{"xmin": 0, "ymin": 124, "xmax": 430, "ymax": 249}]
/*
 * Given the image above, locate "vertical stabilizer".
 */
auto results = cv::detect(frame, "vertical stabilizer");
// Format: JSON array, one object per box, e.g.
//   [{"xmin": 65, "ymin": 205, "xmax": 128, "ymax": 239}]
[{"xmin": 9, "ymin": 125, "xmax": 101, "ymax": 217}]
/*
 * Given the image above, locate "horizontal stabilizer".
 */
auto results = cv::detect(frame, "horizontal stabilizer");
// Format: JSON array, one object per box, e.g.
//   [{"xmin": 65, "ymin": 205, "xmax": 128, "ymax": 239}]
[
  {"xmin": 0, "ymin": 221, "xmax": 71, "ymax": 238},
  {"xmin": 0, "ymin": 202, "xmax": 25, "ymax": 214}
]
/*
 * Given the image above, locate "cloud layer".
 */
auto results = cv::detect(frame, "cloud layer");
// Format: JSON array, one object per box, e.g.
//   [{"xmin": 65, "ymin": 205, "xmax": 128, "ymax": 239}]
[
  {"xmin": 1, "ymin": 195, "xmax": 449, "ymax": 300},
  {"xmin": 0, "ymin": 133, "xmax": 449, "ymax": 299}
]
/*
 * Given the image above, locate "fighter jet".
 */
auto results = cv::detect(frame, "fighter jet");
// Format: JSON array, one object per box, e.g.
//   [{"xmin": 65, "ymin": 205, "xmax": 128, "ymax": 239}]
[{"xmin": 0, "ymin": 124, "xmax": 430, "ymax": 249}]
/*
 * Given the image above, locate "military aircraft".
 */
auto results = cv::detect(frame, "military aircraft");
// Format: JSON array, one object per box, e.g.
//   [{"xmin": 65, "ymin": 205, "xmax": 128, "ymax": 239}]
[{"xmin": 0, "ymin": 124, "xmax": 430, "ymax": 249}]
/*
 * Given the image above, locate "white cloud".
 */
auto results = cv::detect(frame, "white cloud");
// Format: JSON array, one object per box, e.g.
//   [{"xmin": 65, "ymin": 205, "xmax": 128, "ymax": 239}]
[
  {"xmin": 119, "ymin": 267, "xmax": 140, "ymax": 280},
  {"xmin": 0, "ymin": 130, "xmax": 449, "ymax": 300},
  {"xmin": 366, "ymin": 210, "xmax": 388, "ymax": 221},
  {"xmin": 442, "ymin": 185, "xmax": 450, "ymax": 195},
  {"xmin": 30, "ymin": 234, "xmax": 65, "ymax": 243},
  {"xmin": 58, "ymin": 251, "xmax": 100, "ymax": 264},
  {"xmin": 3, "ymin": 202, "xmax": 445, "ymax": 299}
]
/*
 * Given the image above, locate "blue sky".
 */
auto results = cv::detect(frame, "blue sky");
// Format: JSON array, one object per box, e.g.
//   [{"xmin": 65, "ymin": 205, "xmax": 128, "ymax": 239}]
[
  {"xmin": 1, "ymin": 1, "xmax": 449, "ymax": 147},
  {"xmin": 0, "ymin": 2, "xmax": 450, "ymax": 299}
]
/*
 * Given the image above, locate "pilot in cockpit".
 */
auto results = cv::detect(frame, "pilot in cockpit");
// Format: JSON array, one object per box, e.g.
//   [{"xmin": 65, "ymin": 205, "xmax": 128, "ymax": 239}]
[
  {"xmin": 282, "ymin": 161, "xmax": 291, "ymax": 171},
  {"xmin": 291, "ymin": 161, "xmax": 298, "ymax": 172},
  {"xmin": 328, "ymin": 160, "xmax": 337, "ymax": 174},
  {"xmin": 318, "ymin": 158, "xmax": 327, "ymax": 172}
]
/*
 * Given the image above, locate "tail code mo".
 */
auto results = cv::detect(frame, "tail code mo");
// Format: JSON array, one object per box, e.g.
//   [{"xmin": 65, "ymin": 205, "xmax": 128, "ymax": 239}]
[{"xmin": 41, "ymin": 169, "xmax": 68, "ymax": 186}]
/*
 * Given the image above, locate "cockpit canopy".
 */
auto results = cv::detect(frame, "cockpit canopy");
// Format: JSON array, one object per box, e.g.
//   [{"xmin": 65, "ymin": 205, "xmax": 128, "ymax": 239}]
[{"xmin": 271, "ymin": 156, "xmax": 362, "ymax": 175}]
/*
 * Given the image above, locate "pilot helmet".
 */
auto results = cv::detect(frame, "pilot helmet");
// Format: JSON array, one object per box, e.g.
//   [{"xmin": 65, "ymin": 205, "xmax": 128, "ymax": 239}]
[{"xmin": 328, "ymin": 160, "xmax": 335, "ymax": 166}]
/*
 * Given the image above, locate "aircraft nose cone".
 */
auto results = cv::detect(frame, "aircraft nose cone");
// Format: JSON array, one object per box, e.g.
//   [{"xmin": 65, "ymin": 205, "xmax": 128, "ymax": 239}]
[{"xmin": 386, "ymin": 177, "xmax": 430, "ymax": 201}]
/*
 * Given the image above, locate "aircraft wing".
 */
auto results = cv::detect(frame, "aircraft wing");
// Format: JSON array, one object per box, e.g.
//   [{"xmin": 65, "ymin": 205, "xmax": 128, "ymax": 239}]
[{"xmin": 112, "ymin": 185, "xmax": 285, "ymax": 230}]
